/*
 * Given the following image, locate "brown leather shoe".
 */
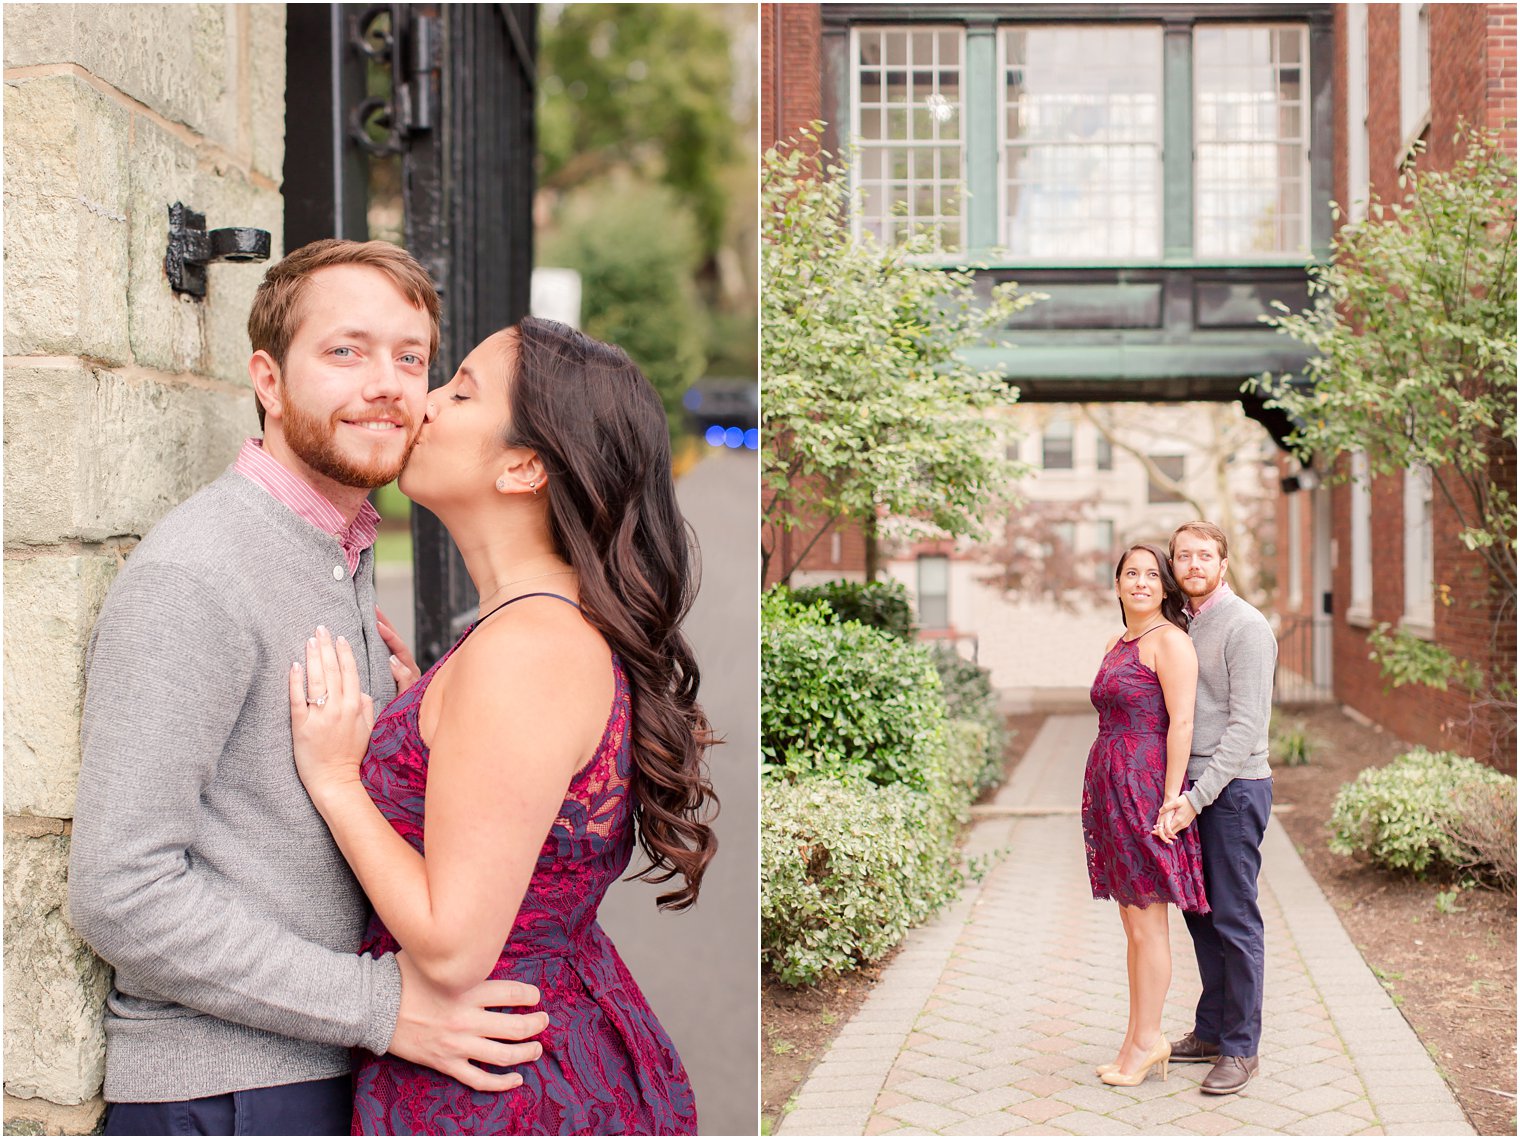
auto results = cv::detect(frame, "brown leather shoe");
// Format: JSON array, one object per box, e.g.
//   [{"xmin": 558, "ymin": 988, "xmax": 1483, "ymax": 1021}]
[
  {"xmin": 1168, "ymin": 1031, "xmax": 1222, "ymax": 1063},
  {"xmin": 1200, "ymin": 1055, "xmax": 1259, "ymax": 1094}
]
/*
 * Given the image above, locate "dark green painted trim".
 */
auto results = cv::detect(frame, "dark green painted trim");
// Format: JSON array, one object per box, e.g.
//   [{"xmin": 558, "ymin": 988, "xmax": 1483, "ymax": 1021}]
[
  {"xmin": 964, "ymin": 22, "xmax": 999, "ymax": 250},
  {"xmin": 1163, "ymin": 22, "xmax": 1193, "ymax": 259},
  {"xmin": 824, "ymin": 5, "xmax": 1331, "ymax": 26}
]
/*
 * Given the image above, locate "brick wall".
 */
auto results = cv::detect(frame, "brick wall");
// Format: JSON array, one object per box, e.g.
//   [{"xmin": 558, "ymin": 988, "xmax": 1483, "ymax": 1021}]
[
  {"xmin": 1311, "ymin": 4, "xmax": 1515, "ymax": 766},
  {"xmin": 761, "ymin": 3, "xmax": 866, "ymax": 587},
  {"xmin": 762, "ymin": 3, "xmax": 822, "ymax": 149},
  {"xmin": 2, "ymin": 7, "xmax": 286, "ymax": 1130}
]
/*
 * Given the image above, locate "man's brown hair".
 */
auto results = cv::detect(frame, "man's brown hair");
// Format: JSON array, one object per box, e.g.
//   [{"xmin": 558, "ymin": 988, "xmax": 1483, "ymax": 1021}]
[
  {"xmin": 247, "ymin": 239, "xmax": 441, "ymax": 428},
  {"xmin": 1169, "ymin": 520, "xmax": 1229, "ymax": 560}
]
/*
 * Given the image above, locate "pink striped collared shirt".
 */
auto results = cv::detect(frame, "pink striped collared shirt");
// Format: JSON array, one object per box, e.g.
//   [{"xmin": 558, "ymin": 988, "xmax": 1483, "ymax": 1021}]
[
  {"xmin": 233, "ymin": 438, "xmax": 381, "ymax": 576},
  {"xmin": 1189, "ymin": 578, "xmax": 1234, "ymax": 618}
]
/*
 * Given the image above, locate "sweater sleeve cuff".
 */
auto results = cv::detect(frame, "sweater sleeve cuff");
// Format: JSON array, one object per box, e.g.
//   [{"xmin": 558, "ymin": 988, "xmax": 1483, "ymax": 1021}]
[
  {"xmin": 359, "ymin": 953, "xmax": 403, "ymax": 1055},
  {"xmin": 1185, "ymin": 784, "xmax": 1210, "ymax": 815}
]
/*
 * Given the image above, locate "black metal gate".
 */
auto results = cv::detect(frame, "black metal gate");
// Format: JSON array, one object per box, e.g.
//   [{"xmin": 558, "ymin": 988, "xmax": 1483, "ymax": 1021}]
[{"xmin": 284, "ymin": 3, "xmax": 537, "ymax": 667}]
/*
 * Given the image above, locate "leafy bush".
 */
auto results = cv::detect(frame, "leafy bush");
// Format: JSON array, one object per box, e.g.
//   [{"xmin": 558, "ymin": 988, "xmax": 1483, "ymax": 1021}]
[
  {"xmin": 789, "ymin": 579, "xmax": 917, "ymax": 642},
  {"xmin": 762, "ymin": 773, "xmax": 964, "ymax": 985},
  {"xmin": 928, "ymin": 643, "xmax": 1007, "ymax": 793},
  {"xmin": 762, "ymin": 590, "xmax": 948, "ymax": 790},
  {"xmin": 1328, "ymin": 748, "xmax": 1516, "ymax": 877}
]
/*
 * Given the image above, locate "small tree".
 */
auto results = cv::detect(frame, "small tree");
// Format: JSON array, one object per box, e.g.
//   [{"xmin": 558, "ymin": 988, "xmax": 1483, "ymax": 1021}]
[
  {"xmin": 761, "ymin": 129, "xmax": 1038, "ymax": 581},
  {"xmin": 1249, "ymin": 127, "xmax": 1517, "ymax": 755}
]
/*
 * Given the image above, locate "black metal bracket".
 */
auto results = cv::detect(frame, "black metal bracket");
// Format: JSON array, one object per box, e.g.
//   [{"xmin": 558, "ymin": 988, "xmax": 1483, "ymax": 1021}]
[
  {"xmin": 348, "ymin": 6, "xmax": 440, "ymax": 157},
  {"xmin": 163, "ymin": 203, "xmax": 272, "ymax": 297}
]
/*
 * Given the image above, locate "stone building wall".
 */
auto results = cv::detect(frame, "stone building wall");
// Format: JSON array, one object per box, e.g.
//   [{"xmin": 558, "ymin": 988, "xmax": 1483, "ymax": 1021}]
[{"xmin": 3, "ymin": 6, "xmax": 286, "ymax": 1131}]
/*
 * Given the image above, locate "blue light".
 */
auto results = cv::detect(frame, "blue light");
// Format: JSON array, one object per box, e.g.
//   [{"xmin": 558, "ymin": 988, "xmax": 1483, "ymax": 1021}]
[
  {"xmin": 683, "ymin": 388, "xmax": 703, "ymax": 411},
  {"xmin": 704, "ymin": 425, "xmax": 725, "ymax": 447},
  {"xmin": 744, "ymin": 428, "xmax": 759, "ymax": 450},
  {"xmin": 724, "ymin": 426, "xmax": 744, "ymax": 449}
]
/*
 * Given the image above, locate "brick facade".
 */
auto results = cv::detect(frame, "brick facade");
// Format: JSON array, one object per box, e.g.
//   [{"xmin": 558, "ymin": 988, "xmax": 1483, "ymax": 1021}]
[
  {"xmin": 761, "ymin": 4, "xmax": 868, "ymax": 586},
  {"xmin": 1281, "ymin": 4, "xmax": 1516, "ymax": 766}
]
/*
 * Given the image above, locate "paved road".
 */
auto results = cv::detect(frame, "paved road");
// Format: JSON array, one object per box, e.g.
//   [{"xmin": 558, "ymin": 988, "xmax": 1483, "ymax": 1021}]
[
  {"xmin": 777, "ymin": 714, "xmax": 1472, "ymax": 1137},
  {"xmin": 376, "ymin": 447, "xmax": 758, "ymax": 1135}
]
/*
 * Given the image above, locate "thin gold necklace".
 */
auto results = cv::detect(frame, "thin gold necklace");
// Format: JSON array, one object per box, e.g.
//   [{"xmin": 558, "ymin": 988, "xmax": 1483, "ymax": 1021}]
[{"xmin": 477, "ymin": 568, "xmax": 577, "ymax": 613}]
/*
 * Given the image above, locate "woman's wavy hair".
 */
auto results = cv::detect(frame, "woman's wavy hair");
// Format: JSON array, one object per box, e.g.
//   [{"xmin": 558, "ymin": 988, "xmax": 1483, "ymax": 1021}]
[
  {"xmin": 502, "ymin": 316, "xmax": 717, "ymax": 910},
  {"xmin": 1113, "ymin": 543, "xmax": 1190, "ymax": 633}
]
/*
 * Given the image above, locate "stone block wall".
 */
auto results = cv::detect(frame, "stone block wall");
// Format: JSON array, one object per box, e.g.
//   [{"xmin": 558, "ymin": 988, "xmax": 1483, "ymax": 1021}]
[{"xmin": 2, "ymin": 7, "xmax": 286, "ymax": 1131}]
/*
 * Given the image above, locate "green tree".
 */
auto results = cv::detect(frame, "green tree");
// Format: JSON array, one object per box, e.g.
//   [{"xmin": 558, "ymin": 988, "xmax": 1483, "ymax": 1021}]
[
  {"xmin": 762, "ymin": 131, "xmax": 1037, "ymax": 582},
  {"xmin": 539, "ymin": 177, "xmax": 708, "ymax": 436},
  {"xmin": 538, "ymin": 4, "xmax": 737, "ymax": 257},
  {"xmin": 1250, "ymin": 127, "xmax": 1516, "ymax": 754}
]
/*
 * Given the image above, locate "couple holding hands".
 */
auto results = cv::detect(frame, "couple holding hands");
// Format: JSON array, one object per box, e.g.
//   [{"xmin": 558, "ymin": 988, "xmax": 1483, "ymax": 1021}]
[{"xmin": 1081, "ymin": 525, "xmax": 1277, "ymax": 1096}]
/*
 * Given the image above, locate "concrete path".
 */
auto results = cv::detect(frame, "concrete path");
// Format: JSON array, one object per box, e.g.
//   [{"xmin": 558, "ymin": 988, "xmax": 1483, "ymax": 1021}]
[{"xmin": 778, "ymin": 714, "xmax": 1473, "ymax": 1137}]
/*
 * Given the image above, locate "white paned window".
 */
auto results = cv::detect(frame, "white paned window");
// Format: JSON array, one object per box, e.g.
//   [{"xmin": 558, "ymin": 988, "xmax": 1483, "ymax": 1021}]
[
  {"xmin": 853, "ymin": 27, "xmax": 966, "ymax": 250},
  {"xmin": 1400, "ymin": 4, "xmax": 1432, "ymax": 147},
  {"xmin": 1346, "ymin": 4, "xmax": 1370, "ymax": 222},
  {"xmin": 1403, "ymin": 464, "xmax": 1434, "ymax": 630},
  {"xmin": 1001, "ymin": 26, "xmax": 1163, "ymax": 258},
  {"xmin": 918, "ymin": 554, "xmax": 951, "ymax": 629},
  {"xmin": 1194, "ymin": 24, "xmax": 1311, "ymax": 256},
  {"xmin": 1348, "ymin": 450, "xmax": 1372, "ymax": 621}
]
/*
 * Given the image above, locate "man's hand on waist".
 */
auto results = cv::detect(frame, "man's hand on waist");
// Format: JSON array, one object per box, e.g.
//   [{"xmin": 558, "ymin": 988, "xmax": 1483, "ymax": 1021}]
[{"xmin": 388, "ymin": 950, "xmax": 548, "ymax": 1092}]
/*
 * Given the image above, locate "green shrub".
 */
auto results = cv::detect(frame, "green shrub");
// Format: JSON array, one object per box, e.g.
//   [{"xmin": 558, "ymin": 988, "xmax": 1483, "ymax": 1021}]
[
  {"xmin": 761, "ymin": 775, "xmax": 962, "ymax": 985},
  {"xmin": 1328, "ymin": 748, "xmax": 1516, "ymax": 877},
  {"xmin": 1272, "ymin": 719, "xmax": 1315, "ymax": 767},
  {"xmin": 928, "ymin": 643, "xmax": 1007, "ymax": 793},
  {"xmin": 762, "ymin": 591, "xmax": 948, "ymax": 790},
  {"xmin": 789, "ymin": 579, "xmax": 917, "ymax": 641}
]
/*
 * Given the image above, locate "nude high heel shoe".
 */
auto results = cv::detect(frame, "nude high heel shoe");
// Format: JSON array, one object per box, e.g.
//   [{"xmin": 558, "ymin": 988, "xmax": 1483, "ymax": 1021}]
[{"xmin": 1100, "ymin": 1038, "xmax": 1170, "ymax": 1086}]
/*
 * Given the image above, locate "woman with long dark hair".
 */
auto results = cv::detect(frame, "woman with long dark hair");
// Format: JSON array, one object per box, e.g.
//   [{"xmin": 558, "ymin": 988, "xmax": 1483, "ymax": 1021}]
[
  {"xmin": 1081, "ymin": 543, "xmax": 1207, "ymax": 1088},
  {"xmin": 288, "ymin": 317, "xmax": 716, "ymax": 1134}
]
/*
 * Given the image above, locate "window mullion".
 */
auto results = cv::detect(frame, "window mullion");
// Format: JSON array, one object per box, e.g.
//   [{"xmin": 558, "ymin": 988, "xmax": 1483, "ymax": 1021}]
[
  {"xmin": 1162, "ymin": 18, "xmax": 1193, "ymax": 260},
  {"xmin": 964, "ymin": 18, "xmax": 999, "ymax": 254}
]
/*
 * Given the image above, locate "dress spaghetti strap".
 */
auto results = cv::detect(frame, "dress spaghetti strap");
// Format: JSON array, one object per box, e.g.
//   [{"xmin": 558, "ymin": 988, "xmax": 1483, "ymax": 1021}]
[
  {"xmin": 477, "ymin": 591, "xmax": 582, "ymax": 627},
  {"xmin": 1121, "ymin": 622, "xmax": 1170, "ymax": 645}
]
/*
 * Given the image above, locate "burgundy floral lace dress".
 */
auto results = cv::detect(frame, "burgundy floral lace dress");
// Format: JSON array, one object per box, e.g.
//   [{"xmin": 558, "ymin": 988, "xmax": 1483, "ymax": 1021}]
[
  {"xmin": 1081, "ymin": 627, "xmax": 1210, "ymax": 914},
  {"xmin": 351, "ymin": 604, "xmax": 697, "ymax": 1135}
]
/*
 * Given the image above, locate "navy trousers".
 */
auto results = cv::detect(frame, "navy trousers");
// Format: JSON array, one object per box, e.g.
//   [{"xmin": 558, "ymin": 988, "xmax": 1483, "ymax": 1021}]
[
  {"xmin": 104, "ymin": 1074, "xmax": 351, "ymax": 1136},
  {"xmin": 1182, "ymin": 776, "xmax": 1273, "ymax": 1058}
]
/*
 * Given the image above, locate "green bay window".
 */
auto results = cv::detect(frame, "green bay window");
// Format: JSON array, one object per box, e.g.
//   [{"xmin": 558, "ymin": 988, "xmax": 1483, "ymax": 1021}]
[{"xmin": 835, "ymin": 8, "xmax": 1328, "ymax": 266}]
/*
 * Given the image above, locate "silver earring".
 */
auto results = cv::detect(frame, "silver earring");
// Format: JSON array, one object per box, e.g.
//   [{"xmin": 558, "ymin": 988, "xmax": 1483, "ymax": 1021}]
[{"xmin": 496, "ymin": 478, "xmax": 507, "ymax": 491}]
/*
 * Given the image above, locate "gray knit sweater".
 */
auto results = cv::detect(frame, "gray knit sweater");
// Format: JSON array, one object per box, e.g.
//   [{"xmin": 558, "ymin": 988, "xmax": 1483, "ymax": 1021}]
[
  {"xmin": 1182, "ymin": 589, "xmax": 1277, "ymax": 813},
  {"xmin": 68, "ymin": 469, "xmax": 402, "ymax": 1102}
]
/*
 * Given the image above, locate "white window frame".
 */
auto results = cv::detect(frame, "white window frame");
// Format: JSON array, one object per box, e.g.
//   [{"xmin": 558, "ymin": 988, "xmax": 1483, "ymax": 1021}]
[
  {"xmin": 995, "ymin": 23, "xmax": 1165, "ymax": 261},
  {"xmin": 1348, "ymin": 449, "xmax": 1373, "ymax": 625},
  {"xmin": 1192, "ymin": 22, "xmax": 1313, "ymax": 259},
  {"xmin": 917, "ymin": 553, "xmax": 951, "ymax": 630},
  {"xmin": 1346, "ymin": 4, "xmax": 1370, "ymax": 223},
  {"xmin": 1402, "ymin": 463, "xmax": 1435, "ymax": 635},
  {"xmin": 849, "ymin": 25, "xmax": 969, "ymax": 250},
  {"xmin": 1399, "ymin": 4, "xmax": 1432, "ymax": 153}
]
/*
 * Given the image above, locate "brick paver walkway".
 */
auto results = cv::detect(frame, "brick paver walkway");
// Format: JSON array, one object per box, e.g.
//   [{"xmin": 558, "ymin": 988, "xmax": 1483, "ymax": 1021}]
[{"xmin": 777, "ymin": 714, "xmax": 1474, "ymax": 1137}]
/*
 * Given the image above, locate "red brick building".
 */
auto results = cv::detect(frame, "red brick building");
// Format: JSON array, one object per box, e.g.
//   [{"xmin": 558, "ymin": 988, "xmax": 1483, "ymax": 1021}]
[{"xmin": 1274, "ymin": 4, "xmax": 1516, "ymax": 767}]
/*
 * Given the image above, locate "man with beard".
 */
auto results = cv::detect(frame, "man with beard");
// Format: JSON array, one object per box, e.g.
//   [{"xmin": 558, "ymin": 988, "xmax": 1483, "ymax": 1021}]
[
  {"xmin": 1154, "ymin": 521, "xmax": 1276, "ymax": 1096},
  {"xmin": 69, "ymin": 241, "xmax": 543, "ymax": 1135}
]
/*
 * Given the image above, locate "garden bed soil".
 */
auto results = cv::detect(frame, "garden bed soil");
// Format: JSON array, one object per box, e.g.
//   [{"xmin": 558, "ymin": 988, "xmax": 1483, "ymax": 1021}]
[
  {"xmin": 761, "ymin": 712, "xmax": 1049, "ymax": 1132},
  {"xmin": 1272, "ymin": 705, "xmax": 1517, "ymax": 1136}
]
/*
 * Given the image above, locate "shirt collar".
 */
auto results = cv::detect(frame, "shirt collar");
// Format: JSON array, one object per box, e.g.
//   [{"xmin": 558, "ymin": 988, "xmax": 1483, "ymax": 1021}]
[
  {"xmin": 1188, "ymin": 578, "xmax": 1234, "ymax": 618},
  {"xmin": 233, "ymin": 438, "xmax": 381, "ymax": 571}
]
